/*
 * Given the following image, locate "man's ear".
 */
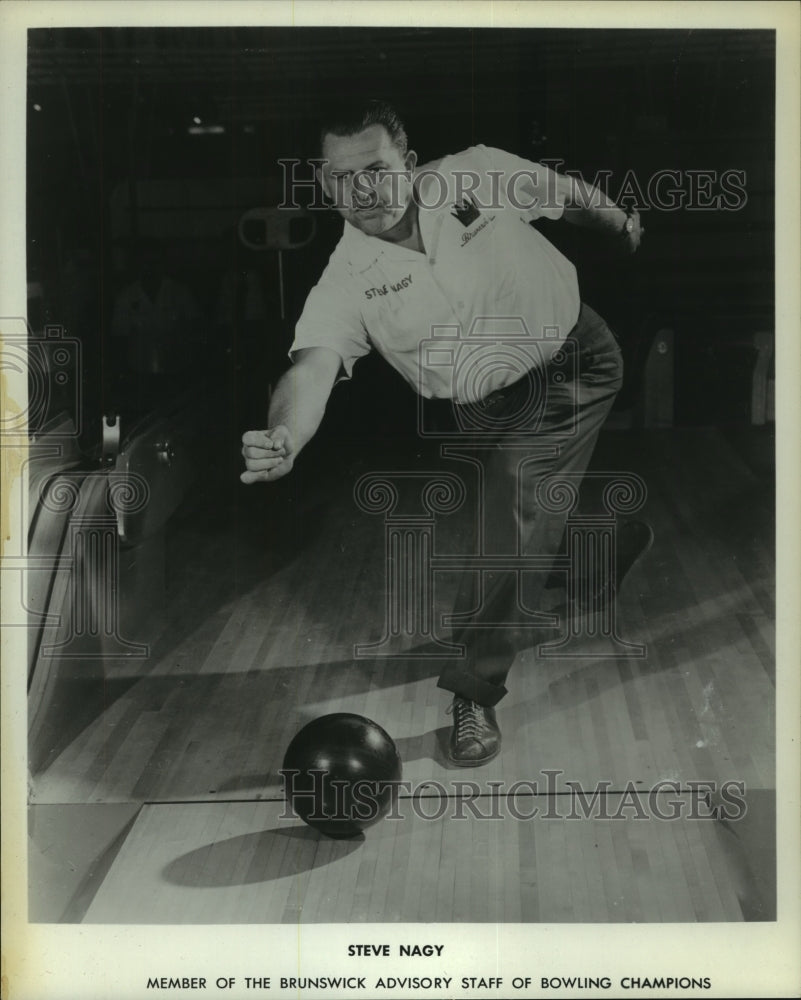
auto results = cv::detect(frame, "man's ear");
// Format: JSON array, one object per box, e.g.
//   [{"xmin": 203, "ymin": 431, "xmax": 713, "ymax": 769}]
[
  {"xmin": 405, "ymin": 150, "xmax": 418, "ymax": 173},
  {"xmin": 316, "ymin": 165, "xmax": 339, "ymax": 207}
]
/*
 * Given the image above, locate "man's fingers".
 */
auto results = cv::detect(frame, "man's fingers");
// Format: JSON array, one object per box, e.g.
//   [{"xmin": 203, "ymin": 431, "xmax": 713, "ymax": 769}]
[
  {"xmin": 242, "ymin": 427, "xmax": 291, "ymax": 448},
  {"xmin": 241, "ymin": 469, "xmax": 266, "ymax": 484},
  {"xmin": 242, "ymin": 446, "xmax": 286, "ymax": 461},
  {"xmin": 240, "ymin": 467, "xmax": 286, "ymax": 484},
  {"xmin": 242, "ymin": 431, "xmax": 287, "ymax": 452},
  {"xmin": 243, "ymin": 455, "xmax": 286, "ymax": 472},
  {"xmin": 240, "ymin": 426, "xmax": 293, "ymax": 484},
  {"xmin": 242, "ymin": 430, "xmax": 273, "ymax": 448}
]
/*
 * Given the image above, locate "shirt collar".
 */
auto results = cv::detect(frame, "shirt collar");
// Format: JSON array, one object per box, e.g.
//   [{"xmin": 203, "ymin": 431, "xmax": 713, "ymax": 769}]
[
  {"xmin": 342, "ymin": 220, "xmax": 388, "ymax": 272},
  {"xmin": 342, "ymin": 197, "xmax": 438, "ymax": 272}
]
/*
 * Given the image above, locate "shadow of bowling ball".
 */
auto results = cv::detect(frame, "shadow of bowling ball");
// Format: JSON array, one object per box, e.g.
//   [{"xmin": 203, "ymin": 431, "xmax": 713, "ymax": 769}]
[{"xmin": 281, "ymin": 713, "xmax": 403, "ymax": 839}]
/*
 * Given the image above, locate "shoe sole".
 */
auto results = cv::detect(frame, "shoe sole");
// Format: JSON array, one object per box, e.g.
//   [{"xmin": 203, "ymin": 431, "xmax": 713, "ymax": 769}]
[{"xmin": 447, "ymin": 745, "xmax": 502, "ymax": 767}]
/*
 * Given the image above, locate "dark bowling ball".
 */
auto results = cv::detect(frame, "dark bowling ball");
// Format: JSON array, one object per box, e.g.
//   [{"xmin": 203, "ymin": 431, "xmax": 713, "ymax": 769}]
[{"xmin": 281, "ymin": 713, "xmax": 402, "ymax": 839}]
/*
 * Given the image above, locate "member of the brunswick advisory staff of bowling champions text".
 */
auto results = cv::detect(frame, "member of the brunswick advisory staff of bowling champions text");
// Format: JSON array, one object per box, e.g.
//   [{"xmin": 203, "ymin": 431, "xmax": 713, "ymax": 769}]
[{"xmin": 241, "ymin": 98, "xmax": 650, "ymax": 767}]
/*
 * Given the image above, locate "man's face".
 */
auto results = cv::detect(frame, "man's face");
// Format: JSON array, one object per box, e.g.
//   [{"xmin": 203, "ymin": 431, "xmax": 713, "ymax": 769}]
[{"xmin": 318, "ymin": 125, "xmax": 417, "ymax": 237}]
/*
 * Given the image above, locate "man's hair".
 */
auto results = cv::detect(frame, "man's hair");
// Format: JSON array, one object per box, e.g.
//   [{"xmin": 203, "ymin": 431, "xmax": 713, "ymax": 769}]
[{"xmin": 318, "ymin": 98, "xmax": 408, "ymax": 156}]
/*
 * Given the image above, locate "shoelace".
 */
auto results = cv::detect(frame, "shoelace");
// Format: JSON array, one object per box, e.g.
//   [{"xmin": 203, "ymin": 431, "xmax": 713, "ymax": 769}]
[{"xmin": 447, "ymin": 698, "xmax": 483, "ymax": 740}]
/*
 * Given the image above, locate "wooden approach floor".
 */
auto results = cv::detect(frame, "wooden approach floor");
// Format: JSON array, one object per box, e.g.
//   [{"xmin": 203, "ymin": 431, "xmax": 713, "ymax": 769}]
[
  {"xmin": 28, "ymin": 427, "xmax": 776, "ymax": 923},
  {"xmin": 83, "ymin": 796, "xmax": 751, "ymax": 924}
]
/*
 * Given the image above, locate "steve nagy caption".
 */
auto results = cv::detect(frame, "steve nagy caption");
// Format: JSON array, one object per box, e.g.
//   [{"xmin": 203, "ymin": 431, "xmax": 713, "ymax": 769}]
[{"xmin": 145, "ymin": 943, "xmax": 713, "ymax": 992}]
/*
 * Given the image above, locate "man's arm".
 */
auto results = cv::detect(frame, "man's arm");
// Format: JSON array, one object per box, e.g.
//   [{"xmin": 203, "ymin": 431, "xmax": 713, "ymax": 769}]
[
  {"xmin": 240, "ymin": 346, "xmax": 341, "ymax": 484},
  {"xmin": 481, "ymin": 147, "xmax": 644, "ymax": 252},
  {"xmin": 555, "ymin": 172, "xmax": 644, "ymax": 252}
]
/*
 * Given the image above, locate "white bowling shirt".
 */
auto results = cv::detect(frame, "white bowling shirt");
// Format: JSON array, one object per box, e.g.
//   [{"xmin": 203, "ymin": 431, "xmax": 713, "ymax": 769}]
[{"xmin": 290, "ymin": 145, "xmax": 581, "ymax": 403}]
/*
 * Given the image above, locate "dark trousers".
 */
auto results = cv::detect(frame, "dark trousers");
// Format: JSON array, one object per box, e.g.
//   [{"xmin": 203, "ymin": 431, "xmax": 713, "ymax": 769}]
[{"xmin": 436, "ymin": 303, "xmax": 623, "ymax": 707}]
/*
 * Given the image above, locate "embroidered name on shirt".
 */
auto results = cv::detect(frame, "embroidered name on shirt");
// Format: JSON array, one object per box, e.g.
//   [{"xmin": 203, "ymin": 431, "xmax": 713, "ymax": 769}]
[
  {"xmin": 365, "ymin": 274, "xmax": 413, "ymax": 300},
  {"xmin": 460, "ymin": 214, "xmax": 496, "ymax": 247}
]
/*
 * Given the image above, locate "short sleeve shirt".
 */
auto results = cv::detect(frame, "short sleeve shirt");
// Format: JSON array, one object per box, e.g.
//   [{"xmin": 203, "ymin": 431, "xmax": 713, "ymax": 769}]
[{"xmin": 290, "ymin": 144, "xmax": 581, "ymax": 404}]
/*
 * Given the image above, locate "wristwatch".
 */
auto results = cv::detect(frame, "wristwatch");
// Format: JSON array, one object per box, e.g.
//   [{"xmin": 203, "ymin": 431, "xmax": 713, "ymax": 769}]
[
  {"xmin": 622, "ymin": 207, "xmax": 637, "ymax": 235},
  {"xmin": 620, "ymin": 207, "xmax": 643, "ymax": 250}
]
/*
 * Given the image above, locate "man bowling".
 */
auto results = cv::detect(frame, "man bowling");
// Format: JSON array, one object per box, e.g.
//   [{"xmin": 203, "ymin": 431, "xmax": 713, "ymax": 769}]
[{"xmin": 241, "ymin": 99, "xmax": 650, "ymax": 766}]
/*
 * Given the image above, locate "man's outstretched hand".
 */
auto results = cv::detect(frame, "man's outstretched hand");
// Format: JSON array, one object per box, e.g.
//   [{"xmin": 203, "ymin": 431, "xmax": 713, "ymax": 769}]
[{"xmin": 241, "ymin": 426, "xmax": 295, "ymax": 483}]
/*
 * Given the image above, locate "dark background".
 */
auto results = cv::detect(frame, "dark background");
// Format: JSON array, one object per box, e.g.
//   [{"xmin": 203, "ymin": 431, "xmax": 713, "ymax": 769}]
[{"xmin": 26, "ymin": 26, "xmax": 775, "ymax": 453}]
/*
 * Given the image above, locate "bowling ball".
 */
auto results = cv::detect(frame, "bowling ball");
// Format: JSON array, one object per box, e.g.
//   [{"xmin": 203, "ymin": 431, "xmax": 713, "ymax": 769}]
[{"xmin": 281, "ymin": 713, "xmax": 402, "ymax": 839}]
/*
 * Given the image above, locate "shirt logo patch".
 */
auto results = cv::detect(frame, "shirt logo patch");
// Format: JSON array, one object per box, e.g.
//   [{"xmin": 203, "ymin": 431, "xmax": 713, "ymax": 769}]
[
  {"xmin": 451, "ymin": 194, "xmax": 496, "ymax": 246},
  {"xmin": 451, "ymin": 195, "xmax": 482, "ymax": 227},
  {"xmin": 459, "ymin": 213, "xmax": 496, "ymax": 247}
]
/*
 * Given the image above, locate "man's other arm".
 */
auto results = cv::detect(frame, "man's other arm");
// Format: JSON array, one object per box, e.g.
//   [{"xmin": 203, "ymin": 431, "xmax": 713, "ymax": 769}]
[
  {"xmin": 555, "ymin": 172, "xmax": 644, "ymax": 251},
  {"xmin": 479, "ymin": 147, "xmax": 644, "ymax": 252},
  {"xmin": 240, "ymin": 346, "xmax": 341, "ymax": 484}
]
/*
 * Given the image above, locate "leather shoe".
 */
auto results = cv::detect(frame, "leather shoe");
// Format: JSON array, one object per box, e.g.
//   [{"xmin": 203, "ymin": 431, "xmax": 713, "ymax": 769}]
[{"xmin": 447, "ymin": 697, "xmax": 501, "ymax": 767}]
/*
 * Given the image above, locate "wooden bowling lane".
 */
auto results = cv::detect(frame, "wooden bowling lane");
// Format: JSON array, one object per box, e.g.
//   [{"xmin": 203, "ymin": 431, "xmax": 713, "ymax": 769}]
[
  {"xmin": 31, "ymin": 427, "xmax": 775, "ymax": 808},
  {"xmin": 80, "ymin": 791, "xmax": 759, "ymax": 923},
  {"xmin": 34, "ymin": 430, "xmax": 775, "ymax": 820},
  {"xmin": 25, "ymin": 426, "xmax": 776, "ymax": 924}
]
